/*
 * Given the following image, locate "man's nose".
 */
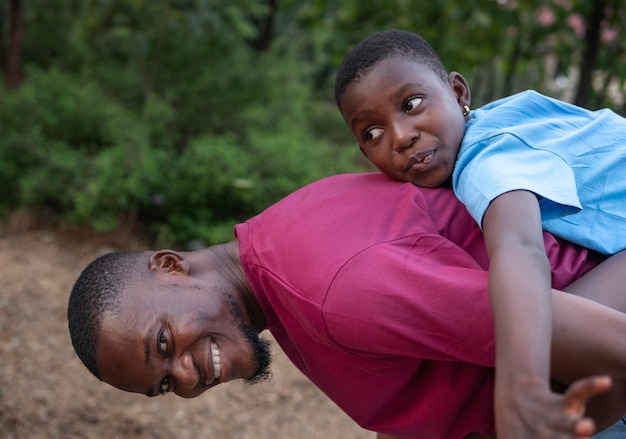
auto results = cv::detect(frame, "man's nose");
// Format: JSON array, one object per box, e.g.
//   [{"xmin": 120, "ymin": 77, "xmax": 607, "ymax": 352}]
[
  {"xmin": 173, "ymin": 351, "xmax": 199, "ymax": 391},
  {"xmin": 391, "ymin": 117, "xmax": 419, "ymax": 153}
]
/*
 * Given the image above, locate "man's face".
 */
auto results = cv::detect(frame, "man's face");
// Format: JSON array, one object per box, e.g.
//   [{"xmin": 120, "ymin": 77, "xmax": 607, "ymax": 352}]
[
  {"xmin": 339, "ymin": 57, "xmax": 469, "ymax": 188},
  {"xmin": 96, "ymin": 278, "xmax": 271, "ymax": 398}
]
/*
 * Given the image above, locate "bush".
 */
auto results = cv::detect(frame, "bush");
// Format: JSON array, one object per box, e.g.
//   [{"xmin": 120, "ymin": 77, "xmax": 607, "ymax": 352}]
[
  {"xmin": 151, "ymin": 129, "xmax": 364, "ymax": 247},
  {"xmin": 0, "ymin": 43, "xmax": 367, "ymax": 247},
  {"xmin": 0, "ymin": 68, "xmax": 162, "ymax": 229}
]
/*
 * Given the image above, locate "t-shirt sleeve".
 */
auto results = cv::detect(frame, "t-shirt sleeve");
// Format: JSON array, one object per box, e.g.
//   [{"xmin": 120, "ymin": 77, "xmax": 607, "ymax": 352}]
[
  {"xmin": 453, "ymin": 133, "xmax": 582, "ymax": 228},
  {"xmin": 323, "ymin": 233, "xmax": 497, "ymax": 367}
]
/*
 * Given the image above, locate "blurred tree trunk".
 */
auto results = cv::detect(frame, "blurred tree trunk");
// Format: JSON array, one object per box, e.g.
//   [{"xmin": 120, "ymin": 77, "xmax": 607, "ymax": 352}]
[
  {"xmin": 0, "ymin": 6, "xmax": 4, "ymax": 76},
  {"xmin": 250, "ymin": 0, "xmax": 276, "ymax": 52},
  {"xmin": 6, "ymin": 0, "xmax": 23, "ymax": 89},
  {"xmin": 573, "ymin": 0, "xmax": 606, "ymax": 107}
]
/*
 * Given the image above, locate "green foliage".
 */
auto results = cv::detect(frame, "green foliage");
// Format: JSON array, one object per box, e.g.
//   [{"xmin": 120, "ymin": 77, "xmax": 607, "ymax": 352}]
[
  {"xmin": 72, "ymin": 143, "xmax": 168, "ymax": 232},
  {"xmin": 1, "ymin": 0, "xmax": 624, "ymax": 246},
  {"xmin": 0, "ymin": 67, "xmax": 163, "ymax": 229},
  {"xmin": 286, "ymin": 0, "xmax": 626, "ymax": 109},
  {"xmin": 1, "ymin": 69, "xmax": 109, "ymax": 152},
  {"xmin": 18, "ymin": 141, "xmax": 87, "ymax": 216},
  {"xmin": 152, "ymin": 127, "xmax": 361, "ymax": 247},
  {"xmin": 0, "ymin": 39, "xmax": 364, "ymax": 246}
]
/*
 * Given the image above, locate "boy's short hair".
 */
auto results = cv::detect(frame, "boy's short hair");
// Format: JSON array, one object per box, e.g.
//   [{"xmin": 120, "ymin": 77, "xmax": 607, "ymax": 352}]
[{"xmin": 335, "ymin": 29, "xmax": 448, "ymax": 107}]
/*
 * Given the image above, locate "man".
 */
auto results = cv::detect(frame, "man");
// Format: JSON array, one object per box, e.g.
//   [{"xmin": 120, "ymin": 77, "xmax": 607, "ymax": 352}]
[{"xmin": 68, "ymin": 173, "xmax": 626, "ymax": 439}]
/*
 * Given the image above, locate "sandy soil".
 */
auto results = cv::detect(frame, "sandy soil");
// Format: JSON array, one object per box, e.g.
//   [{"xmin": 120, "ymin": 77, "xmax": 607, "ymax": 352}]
[{"xmin": 0, "ymin": 216, "xmax": 372, "ymax": 439}]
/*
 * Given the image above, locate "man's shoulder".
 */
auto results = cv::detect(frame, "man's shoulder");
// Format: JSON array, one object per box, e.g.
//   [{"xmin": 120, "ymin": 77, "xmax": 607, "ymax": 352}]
[{"xmin": 297, "ymin": 172, "xmax": 397, "ymax": 192}]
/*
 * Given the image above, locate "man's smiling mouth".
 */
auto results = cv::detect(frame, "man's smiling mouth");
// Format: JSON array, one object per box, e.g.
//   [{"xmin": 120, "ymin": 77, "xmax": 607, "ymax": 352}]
[
  {"xmin": 204, "ymin": 341, "xmax": 221, "ymax": 386},
  {"xmin": 209, "ymin": 342, "xmax": 222, "ymax": 384}
]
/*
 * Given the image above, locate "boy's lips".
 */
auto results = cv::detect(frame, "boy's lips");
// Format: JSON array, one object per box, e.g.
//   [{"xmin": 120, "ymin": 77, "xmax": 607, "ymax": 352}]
[{"xmin": 405, "ymin": 150, "xmax": 434, "ymax": 173}]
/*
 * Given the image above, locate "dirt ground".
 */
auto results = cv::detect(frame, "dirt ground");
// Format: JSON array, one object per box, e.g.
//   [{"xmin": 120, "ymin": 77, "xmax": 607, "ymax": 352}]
[{"xmin": 0, "ymin": 215, "xmax": 373, "ymax": 439}]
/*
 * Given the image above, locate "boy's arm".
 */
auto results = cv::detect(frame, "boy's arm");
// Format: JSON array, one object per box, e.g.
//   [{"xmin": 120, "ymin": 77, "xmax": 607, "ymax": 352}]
[{"xmin": 482, "ymin": 190, "xmax": 591, "ymax": 438}]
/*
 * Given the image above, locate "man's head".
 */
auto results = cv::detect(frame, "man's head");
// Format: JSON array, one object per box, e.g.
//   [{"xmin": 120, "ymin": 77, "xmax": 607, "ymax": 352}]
[
  {"xmin": 68, "ymin": 249, "xmax": 271, "ymax": 398},
  {"xmin": 335, "ymin": 29, "xmax": 471, "ymax": 188}
]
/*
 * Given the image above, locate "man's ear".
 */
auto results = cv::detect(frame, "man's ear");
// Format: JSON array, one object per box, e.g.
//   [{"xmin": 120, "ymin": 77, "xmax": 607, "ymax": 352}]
[{"xmin": 149, "ymin": 250, "xmax": 191, "ymax": 276}]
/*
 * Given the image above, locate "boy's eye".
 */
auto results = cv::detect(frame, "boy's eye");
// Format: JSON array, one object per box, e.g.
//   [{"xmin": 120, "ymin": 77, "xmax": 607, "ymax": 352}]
[
  {"xmin": 158, "ymin": 332, "xmax": 167, "ymax": 353},
  {"xmin": 365, "ymin": 127, "xmax": 384, "ymax": 141},
  {"xmin": 404, "ymin": 97, "xmax": 423, "ymax": 113},
  {"xmin": 160, "ymin": 376, "xmax": 170, "ymax": 393}
]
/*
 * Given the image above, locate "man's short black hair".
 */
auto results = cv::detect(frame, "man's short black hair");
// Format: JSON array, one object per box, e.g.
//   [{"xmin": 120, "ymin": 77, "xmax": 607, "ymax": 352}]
[
  {"xmin": 334, "ymin": 29, "xmax": 448, "ymax": 108},
  {"xmin": 67, "ymin": 251, "xmax": 146, "ymax": 379}
]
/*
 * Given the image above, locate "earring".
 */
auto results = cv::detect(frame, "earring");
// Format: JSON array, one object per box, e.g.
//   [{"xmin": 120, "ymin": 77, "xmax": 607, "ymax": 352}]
[{"xmin": 463, "ymin": 105, "xmax": 470, "ymax": 116}]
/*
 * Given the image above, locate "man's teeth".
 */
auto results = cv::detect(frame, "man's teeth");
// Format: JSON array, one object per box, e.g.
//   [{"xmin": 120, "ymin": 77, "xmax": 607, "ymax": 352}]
[{"xmin": 211, "ymin": 342, "xmax": 222, "ymax": 380}]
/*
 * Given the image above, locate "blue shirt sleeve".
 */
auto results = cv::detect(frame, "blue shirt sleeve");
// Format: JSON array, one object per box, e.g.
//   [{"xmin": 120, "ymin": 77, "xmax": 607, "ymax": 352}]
[{"xmin": 453, "ymin": 133, "xmax": 582, "ymax": 228}]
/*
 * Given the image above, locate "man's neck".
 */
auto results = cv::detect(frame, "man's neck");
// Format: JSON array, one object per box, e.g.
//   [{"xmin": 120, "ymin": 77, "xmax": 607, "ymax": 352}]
[{"xmin": 211, "ymin": 241, "xmax": 267, "ymax": 331}]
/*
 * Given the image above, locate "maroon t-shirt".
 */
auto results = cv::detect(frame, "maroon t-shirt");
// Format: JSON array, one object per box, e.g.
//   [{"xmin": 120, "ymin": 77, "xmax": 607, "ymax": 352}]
[{"xmin": 236, "ymin": 173, "xmax": 599, "ymax": 438}]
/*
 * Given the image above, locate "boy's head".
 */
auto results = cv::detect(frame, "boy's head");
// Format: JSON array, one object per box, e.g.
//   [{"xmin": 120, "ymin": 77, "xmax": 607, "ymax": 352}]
[
  {"xmin": 335, "ymin": 29, "xmax": 471, "ymax": 188},
  {"xmin": 334, "ymin": 29, "xmax": 448, "ymax": 107}
]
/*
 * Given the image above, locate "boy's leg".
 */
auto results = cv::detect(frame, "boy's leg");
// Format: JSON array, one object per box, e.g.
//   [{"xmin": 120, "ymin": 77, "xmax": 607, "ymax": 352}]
[
  {"xmin": 564, "ymin": 250, "xmax": 626, "ymax": 312},
  {"xmin": 549, "ymin": 290, "xmax": 626, "ymax": 429}
]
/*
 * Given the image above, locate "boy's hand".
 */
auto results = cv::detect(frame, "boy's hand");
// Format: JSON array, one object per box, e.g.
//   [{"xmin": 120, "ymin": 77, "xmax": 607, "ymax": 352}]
[{"xmin": 496, "ymin": 375, "xmax": 612, "ymax": 439}]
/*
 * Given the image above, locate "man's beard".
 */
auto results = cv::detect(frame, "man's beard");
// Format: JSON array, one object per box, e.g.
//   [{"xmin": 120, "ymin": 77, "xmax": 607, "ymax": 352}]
[
  {"xmin": 230, "ymin": 296, "xmax": 272, "ymax": 385},
  {"xmin": 240, "ymin": 320, "xmax": 272, "ymax": 385}
]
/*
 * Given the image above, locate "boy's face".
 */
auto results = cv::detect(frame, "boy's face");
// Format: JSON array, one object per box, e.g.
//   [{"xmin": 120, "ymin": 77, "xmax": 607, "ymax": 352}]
[{"xmin": 339, "ymin": 57, "xmax": 470, "ymax": 187}]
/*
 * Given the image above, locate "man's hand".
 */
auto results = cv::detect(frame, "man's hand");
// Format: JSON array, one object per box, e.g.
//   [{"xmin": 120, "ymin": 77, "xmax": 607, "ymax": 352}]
[{"xmin": 496, "ymin": 375, "xmax": 612, "ymax": 438}]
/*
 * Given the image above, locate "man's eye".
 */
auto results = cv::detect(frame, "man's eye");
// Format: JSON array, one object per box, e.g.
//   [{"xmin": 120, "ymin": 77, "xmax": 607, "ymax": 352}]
[
  {"xmin": 160, "ymin": 376, "xmax": 170, "ymax": 393},
  {"xmin": 365, "ymin": 127, "xmax": 384, "ymax": 141},
  {"xmin": 404, "ymin": 97, "xmax": 423, "ymax": 113},
  {"xmin": 158, "ymin": 332, "xmax": 167, "ymax": 353}
]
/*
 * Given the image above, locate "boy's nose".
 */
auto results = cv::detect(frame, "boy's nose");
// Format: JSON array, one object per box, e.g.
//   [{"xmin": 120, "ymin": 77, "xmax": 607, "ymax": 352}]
[{"xmin": 391, "ymin": 118, "xmax": 419, "ymax": 153}]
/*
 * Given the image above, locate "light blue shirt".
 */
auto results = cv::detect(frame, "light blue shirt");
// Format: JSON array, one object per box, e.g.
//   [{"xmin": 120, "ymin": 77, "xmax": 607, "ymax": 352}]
[{"xmin": 453, "ymin": 90, "xmax": 626, "ymax": 254}]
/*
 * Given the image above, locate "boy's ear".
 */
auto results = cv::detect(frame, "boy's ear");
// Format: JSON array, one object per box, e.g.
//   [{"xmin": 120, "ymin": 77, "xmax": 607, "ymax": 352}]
[
  {"xmin": 149, "ymin": 250, "xmax": 191, "ymax": 276},
  {"xmin": 448, "ymin": 71, "xmax": 471, "ymax": 108}
]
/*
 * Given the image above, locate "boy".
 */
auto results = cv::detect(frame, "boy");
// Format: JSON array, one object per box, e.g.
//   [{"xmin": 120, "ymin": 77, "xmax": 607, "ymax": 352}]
[{"xmin": 335, "ymin": 29, "xmax": 626, "ymax": 438}]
